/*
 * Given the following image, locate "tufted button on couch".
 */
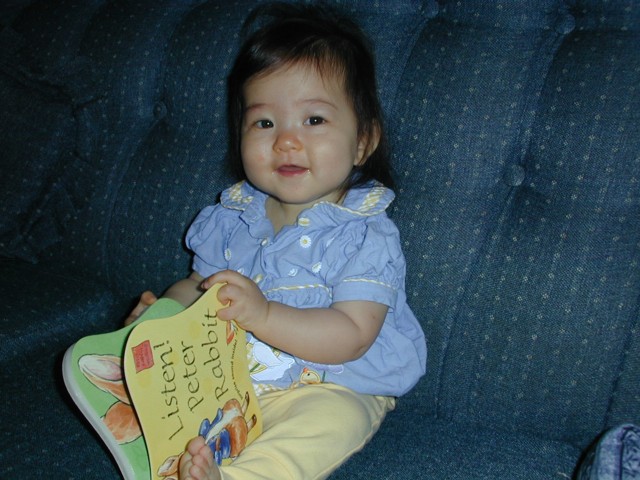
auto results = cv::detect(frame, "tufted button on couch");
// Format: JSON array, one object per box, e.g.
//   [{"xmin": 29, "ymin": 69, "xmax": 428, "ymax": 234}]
[{"xmin": 1, "ymin": 1, "xmax": 638, "ymax": 478}]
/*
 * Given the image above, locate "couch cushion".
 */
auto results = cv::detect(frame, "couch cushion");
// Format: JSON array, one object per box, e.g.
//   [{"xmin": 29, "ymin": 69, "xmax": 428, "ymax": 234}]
[
  {"xmin": 0, "ymin": 259, "xmax": 117, "ymax": 363},
  {"xmin": 101, "ymin": 0, "xmax": 249, "ymax": 300},
  {"xmin": 0, "ymin": 65, "xmax": 79, "ymax": 261},
  {"xmin": 435, "ymin": 2, "xmax": 640, "ymax": 446},
  {"xmin": 336, "ymin": 0, "xmax": 433, "ymax": 115},
  {"xmin": 331, "ymin": 410, "xmax": 582, "ymax": 480},
  {"xmin": 0, "ymin": 340, "xmax": 121, "ymax": 479},
  {"xmin": 0, "ymin": 258, "xmax": 122, "ymax": 478}
]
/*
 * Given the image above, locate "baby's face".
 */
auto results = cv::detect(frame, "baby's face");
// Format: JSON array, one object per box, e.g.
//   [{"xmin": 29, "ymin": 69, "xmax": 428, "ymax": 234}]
[{"xmin": 240, "ymin": 62, "xmax": 367, "ymax": 217}]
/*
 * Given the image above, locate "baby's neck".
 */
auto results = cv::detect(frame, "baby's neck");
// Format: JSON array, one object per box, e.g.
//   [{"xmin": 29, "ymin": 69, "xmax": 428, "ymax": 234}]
[
  {"xmin": 265, "ymin": 191, "xmax": 346, "ymax": 235},
  {"xmin": 265, "ymin": 197, "xmax": 300, "ymax": 235}
]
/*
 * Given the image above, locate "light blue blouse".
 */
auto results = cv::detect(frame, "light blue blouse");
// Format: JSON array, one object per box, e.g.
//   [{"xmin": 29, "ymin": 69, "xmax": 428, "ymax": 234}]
[{"xmin": 186, "ymin": 181, "xmax": 426, "ymax": 396}]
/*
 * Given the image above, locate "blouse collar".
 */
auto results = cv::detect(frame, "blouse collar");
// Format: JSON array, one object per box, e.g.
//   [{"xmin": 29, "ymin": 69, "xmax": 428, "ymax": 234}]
[{"xmin": 221, "ymin": 180, "xmax": 395, "ymax": 233}]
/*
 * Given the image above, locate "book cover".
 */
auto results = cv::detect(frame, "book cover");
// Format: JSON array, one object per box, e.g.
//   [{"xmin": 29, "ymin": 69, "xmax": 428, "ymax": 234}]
[
  {"xmin": 62, "ymin": 284, "xmax": 261, "ymax": 480},
  {"xmin": 124, "ymin": 284, "xmax": 261, "ymax": 478}
]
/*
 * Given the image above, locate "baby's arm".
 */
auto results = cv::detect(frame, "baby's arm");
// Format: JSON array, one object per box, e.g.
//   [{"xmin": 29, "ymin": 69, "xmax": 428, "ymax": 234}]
[
  {"xmin": 205, "ymin": 270, "xmax": 387, "ymax": 365},
  {"xmin": 162, "ymin": 271, "xmax": 205, "ymax": 307}
]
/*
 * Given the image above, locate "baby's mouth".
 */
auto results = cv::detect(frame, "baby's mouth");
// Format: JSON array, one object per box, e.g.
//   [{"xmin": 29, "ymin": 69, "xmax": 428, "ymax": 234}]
[{"xmin": 276, "ymin": 165, "xmax": 309, "ymax": 177}]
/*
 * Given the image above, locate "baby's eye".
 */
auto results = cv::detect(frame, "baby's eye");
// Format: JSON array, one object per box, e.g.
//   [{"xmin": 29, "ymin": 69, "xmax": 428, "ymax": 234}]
[
  {"xmin": 255, "ymin": 119, "xmax": 274, "ymax": 129},
  {"xmin": 305, "ymin": 116, "xmax": 326, "ymax": 126}
]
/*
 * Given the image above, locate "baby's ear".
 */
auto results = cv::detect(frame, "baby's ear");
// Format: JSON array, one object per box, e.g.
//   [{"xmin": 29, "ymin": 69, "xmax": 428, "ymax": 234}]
[{"xmin": 355, "ymin": 121, "xmax": 381, "ymax": 166}]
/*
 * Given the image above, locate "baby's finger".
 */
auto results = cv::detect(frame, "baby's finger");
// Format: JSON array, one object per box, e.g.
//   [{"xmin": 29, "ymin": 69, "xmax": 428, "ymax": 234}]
[
  {"xmin": 200, "ymin": 274, "xmax": 219, "ymax": 290},
  {"xmin": 216, "ymin": 282, "xmax": 228, "ymax": 304},
  {"xmin": 215, "ymin": 304, "xmax": 236, "ymax": 322},
  {"xmin": 206, "ymin": 269, "xmax": 247, "ymax": 289}
]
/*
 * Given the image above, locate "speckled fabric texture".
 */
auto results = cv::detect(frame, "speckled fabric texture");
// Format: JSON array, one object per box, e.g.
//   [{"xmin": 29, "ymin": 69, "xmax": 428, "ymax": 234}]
[{"xmin": 0, "ymin": 1, "xmax": 638, "ymax": 478}]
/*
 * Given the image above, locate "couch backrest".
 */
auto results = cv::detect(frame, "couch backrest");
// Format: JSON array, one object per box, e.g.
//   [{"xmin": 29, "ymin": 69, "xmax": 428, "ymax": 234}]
[
  {"xmin": 389, "ymin": 0, "xmax": 640, "ymax": 447},
  {"xmin": 0, "ymin": 0, "xmax": 107, "ymax": 261},
  {"xmin": 1, "ymin": 0, "xmax": 638, "ymax": 449}
]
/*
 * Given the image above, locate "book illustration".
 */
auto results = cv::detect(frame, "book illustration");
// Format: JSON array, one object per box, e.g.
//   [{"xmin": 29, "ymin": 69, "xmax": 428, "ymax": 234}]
[
  {"xmin": 199, "ymin": 392, "xmax": 258, "ymax": 465},
  {"xmin": 63, "ymin": 298, "xmax": 183, "ymax": 480},
  {"xmin": 63, "ymin": 285, "xmax": 262, "ymax": 480},
  {"xmin": 246, "ymin": 337, "xmax": 296, "ymax": 382},
  {"xmin": 78, "ymin": 353, "xmax": 141, "ymax": 444},
  {"xmin": 156, "ymin": 393, "xmax": 258, "ymax": 477}
]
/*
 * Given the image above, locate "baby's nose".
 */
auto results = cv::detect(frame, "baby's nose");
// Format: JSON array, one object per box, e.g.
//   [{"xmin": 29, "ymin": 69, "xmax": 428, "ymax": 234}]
[{"xmin": 274, "ymin": 129, "xmax": 302, "ymax": 152}]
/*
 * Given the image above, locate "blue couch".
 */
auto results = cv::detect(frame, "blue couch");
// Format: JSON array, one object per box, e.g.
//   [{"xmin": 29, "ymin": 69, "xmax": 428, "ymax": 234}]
[{"xmin": 1, "ymin": 1, "xmax": 638, "ymax": 478}]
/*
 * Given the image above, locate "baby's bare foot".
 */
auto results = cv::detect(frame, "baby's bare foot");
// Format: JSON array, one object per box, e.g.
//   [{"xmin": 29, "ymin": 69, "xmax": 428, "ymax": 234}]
[
  {"xmin": 124, "ymin": 290, "xmax": 158, "ymax": 326},
  {"xmin": 179, "ymin": 436, "xmax": 221, "ymax": 480}
]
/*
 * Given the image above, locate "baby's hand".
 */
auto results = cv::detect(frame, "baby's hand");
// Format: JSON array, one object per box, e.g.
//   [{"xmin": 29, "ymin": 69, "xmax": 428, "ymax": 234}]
[{"xmin": 202, "ymin": 270, "xmax": 269, "ymax": 332}]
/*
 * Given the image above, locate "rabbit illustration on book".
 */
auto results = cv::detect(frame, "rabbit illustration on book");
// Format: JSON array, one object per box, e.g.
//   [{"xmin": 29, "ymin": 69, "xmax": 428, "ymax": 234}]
[
  {"xmin": 80, "ymin": 353, "xmax": 257, "ymax": 478},
  {"xmin": 78, "ymin": 353, "xmax": 141, "ymax": 444},
  {"xmin": 200, "ymin": 392, "xmax": 257, "ymax": 465},
  {"xmin": 157, "ymin": 392, "xmax": 257, "ymax": 478}
]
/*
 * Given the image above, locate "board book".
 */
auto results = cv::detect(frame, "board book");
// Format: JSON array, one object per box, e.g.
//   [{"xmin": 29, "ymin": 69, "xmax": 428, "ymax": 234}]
[{"xmin": 62, "ymin": 284, "xmax": 262, "ymax": 480}]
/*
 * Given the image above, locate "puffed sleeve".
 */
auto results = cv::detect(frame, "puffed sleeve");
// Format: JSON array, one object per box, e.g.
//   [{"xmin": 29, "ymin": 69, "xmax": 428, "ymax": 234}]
[
  {"xmin": 328, "ymin": 215, "xmax": 405, "ymax": 309},
  {"xmin": 185, "ymin": 204, "xmax": 231, "ymax": 277}
]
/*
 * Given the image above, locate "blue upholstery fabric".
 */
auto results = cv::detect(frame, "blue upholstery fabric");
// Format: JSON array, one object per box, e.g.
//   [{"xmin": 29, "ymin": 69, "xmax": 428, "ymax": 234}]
[
  {"xmin": 0, "ymin": 0, "xmax": 638, "ymax": 478},
  {"xmin": 103, "ymin": 0, "xmax": 247, "ymax": 299},
  {"xmin": 1, "ymin": 330, "xmax": 120, "ymax": 479},
  {"xmin": 41, "ymin": 0, "xmax": 207, "ymax": 282},
  {"xmin": 0, "ymin": 259, "xmax": 117, "ymax": 478},
  {"xmin": 331, "ymin": 416, "xmax": 582, "ymax": 480},
  {"xmin": 390, "ymin": 0, "xmax": 570, "ymax": 423},
  {"xmin": 0, "ymin": 1, "xmax": 103, "ymax": 260},
  {"xmin": 0, "ymin": 71, "xmax": 77, "ymax": 261},
  {"xmin": 0, "ymin": 259, "xmax": 117, "ymax": 362}
]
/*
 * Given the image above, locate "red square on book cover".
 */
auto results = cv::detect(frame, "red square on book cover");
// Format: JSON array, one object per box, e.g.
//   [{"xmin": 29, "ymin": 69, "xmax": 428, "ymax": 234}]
[{"xmin": 132, "ymin": 340, "xmax": 154, "ymax": 373}]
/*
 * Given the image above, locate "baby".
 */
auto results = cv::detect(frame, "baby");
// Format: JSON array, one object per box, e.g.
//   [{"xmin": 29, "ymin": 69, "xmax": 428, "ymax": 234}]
[{"xmin": 127, "ymin": 3, "xmax": 426, "ymax": 479}]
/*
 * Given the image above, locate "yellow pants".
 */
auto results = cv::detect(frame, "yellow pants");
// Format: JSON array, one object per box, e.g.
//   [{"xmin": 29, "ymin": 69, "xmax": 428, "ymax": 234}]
[{"xmin": 220, "ymin": 384, "xmax": 396, "ymax": 480}]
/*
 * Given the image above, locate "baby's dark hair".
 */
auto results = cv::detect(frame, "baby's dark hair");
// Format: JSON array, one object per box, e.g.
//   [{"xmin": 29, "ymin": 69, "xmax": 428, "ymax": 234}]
[{"xmin": 226, "ymin": 1, "xmax": 393, "ymax": 190}]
